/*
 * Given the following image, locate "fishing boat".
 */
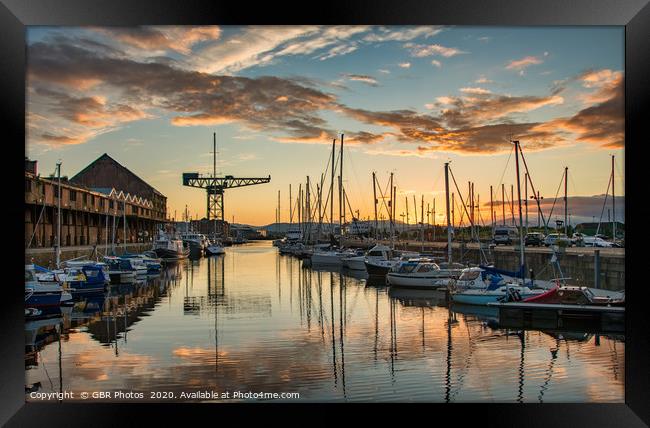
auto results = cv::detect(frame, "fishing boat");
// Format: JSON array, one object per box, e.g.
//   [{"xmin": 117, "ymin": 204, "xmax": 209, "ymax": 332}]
[
  {"xmin": 386, "ymin": 258, "xmax": 464, "ymax": 288},
  {"xmin": 180, "ymin": 230, "xmax": 205, "ymax": 256},
  {"xmin": 153, "ymin": 229, "xmax": 190, "ymax": 261}
]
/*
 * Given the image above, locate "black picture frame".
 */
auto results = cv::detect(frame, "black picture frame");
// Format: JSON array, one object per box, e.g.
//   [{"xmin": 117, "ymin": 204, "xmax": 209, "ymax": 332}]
[{"xmin": 2, "ymin": 0, "xmax": 648, "ymax": 426}]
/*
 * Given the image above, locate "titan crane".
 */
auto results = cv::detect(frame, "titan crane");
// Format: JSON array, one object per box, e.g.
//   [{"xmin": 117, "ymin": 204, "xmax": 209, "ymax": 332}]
[{"xmin": 182, "ymin": 132, "xmax": 270, "ymax": 226}]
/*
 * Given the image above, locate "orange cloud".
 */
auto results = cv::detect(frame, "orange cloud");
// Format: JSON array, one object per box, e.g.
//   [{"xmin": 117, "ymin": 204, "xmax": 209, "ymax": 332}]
[{"xmin": 506, "ymin": 56, "xmax": 543, "ymax": 70}]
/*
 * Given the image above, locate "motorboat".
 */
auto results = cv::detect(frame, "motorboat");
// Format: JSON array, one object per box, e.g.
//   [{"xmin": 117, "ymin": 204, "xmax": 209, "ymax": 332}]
[
  {"xmin": 102, "ymin": 256, "xmax": 137, "ymax": 284},
  {"xmin": 120, "ymin": 253, "xmax": 163, "ymax": 274},
  {"xmin": 522, "ymin": 285, "xmax": 625, "ymax": 306},
  {"xmin": 57, "ymin": 263, "xmax": 107, "ymax": 292},
  {"xmin": 341, "ymin": 245, "xmax": 389, "ymax": 271},
  {"xmin": 386, "ymin": 258, "xmax": 464, "ymax": 289},
  {"xmin": 153, "ymin": 229, "xmax": 190, "ymax": 261},
  {"xmin": 340, "ymin": 249, "xmax": 366, "ymax": 269},
  {"xmin": 25, "ymin": 265, "xmax": 72, "ymax": 311},
  {"xmin": 311, "ymin": 246, "xmax": 353, "ymax": 265},
  {"xmin": 205, "ymin": 239, "xmax": 226, "ymax": 255},
  {"xmin": 364, "ymin": 250, "xmax": 420, "ymax": 276},
  {"xmin": 450, "ymin": 281, "xmax": 547, "ymax": 306}
]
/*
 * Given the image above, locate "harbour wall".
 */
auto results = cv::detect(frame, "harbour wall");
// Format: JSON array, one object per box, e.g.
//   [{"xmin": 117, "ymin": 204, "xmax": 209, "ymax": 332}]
[{"xmin": 25, "ymin": 243, "xmax": 153, "ymax": 268}]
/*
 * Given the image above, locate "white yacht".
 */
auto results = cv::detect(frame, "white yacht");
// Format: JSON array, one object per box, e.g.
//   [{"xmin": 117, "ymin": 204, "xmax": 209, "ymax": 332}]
[
  {"xmin": 341, "ymin": 244, "xmax": 392, "ymax": 271},
  {"xmin": 387, "ymin": 258, "xmax": 464, "ymax": 289}
]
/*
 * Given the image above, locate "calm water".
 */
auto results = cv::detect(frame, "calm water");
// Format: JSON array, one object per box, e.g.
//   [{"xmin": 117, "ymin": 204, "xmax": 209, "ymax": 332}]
[{"xmin": 25, "ymin": 241, "xmax": 624, "ymax": 402}]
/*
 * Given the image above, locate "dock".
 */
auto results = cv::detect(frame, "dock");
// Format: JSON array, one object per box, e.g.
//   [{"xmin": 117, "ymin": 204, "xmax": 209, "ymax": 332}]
[{"xmin": 486, "ymin": 301, "xmax": 624, "ymax": 333}]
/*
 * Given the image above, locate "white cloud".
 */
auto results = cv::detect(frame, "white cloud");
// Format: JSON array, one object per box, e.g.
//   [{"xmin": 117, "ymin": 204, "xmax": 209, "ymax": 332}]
[
  {"xmin": 191, "ymin": 26, "xmax": 371, "ymax": 74},
  {"xmin": 431, "ymin": 59, "xmax": 442, "ymax": 68},
  {"xmin": 460, "ymin": 87, "xmax": 492, "ymax": 95},
  {"xmin": 363, "ymin": 26, "xmax": 444, "ymax": 42},
  {"xmin": 404, "ymin": 43, "xmax": 467, "ymax": 57},
  {"xmin": 398, "ymin": 62, "xmax": 411, "ymax": 68}
]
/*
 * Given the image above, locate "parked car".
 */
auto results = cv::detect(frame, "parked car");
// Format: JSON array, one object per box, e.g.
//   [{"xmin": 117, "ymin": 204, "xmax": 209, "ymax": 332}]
[
  {"xmin": 524, "ymin": 232, "xmax": 545, "ymax": 246},
  {"xmin": 583, "ymin": 236, "xmax": 614, "ymax": 247},
  {"xmin": 572, "ymin": 232, "xmax": 585, "ymax": 246},
  {"xmin": 544, "ymin": 233, "xmax": 572, "ymax": 247},
  {"xmin": 493, "ymin": 226, "xmax": 519, "ymax": 245}
]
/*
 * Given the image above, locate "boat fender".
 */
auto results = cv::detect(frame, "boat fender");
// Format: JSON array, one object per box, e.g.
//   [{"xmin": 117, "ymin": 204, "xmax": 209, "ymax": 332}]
[{"xmin": 469, "ymin": 281, "xmax": 475, "ymax": 286}]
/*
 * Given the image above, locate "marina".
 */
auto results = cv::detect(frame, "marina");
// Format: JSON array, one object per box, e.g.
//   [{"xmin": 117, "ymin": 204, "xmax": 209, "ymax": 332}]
[
  {"xmin": 21, "ymin": 25, "xmax": 628, "ymax": 406},
  {"xmin": 24, "ymin": 241, "xmax": 624, "ymax": 402}
]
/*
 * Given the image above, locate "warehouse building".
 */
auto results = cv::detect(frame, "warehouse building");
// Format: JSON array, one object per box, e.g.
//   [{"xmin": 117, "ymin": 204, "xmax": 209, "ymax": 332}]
[{"xmin": 25, "ymin": 154, "xmax": 167, "ymax": 248}]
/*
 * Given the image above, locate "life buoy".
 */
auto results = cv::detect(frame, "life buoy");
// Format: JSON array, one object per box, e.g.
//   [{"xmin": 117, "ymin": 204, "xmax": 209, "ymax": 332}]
[{"xmin": 469, "ymin": 280, "xmax": 475, "ymax": 286}]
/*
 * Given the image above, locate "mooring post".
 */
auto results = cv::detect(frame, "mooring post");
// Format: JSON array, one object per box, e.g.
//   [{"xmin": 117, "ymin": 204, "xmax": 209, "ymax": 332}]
[{"xmin": 594, "ymin": 249, "xmax": 601, "ymax": 289}]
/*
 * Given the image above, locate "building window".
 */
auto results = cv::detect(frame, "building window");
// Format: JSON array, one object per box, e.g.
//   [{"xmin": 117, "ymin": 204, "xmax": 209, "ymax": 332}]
[
  {"xmin": 82, "ymin": 193, "xmax": 87, "ymax": 204},
  {"xmin": 109, "ymin": 200, "xmax": 114, "ymax": 209},
  {"xmin": 69, "ymin": 190, "xmax": 76, "ymax": 201},
  {"xmin": 25, "ymin": 179, "xmax": 32, "ymax": 193},
  {"xmin": 90, "ymin": 195, "xmax": 95, "ymax": 206}
]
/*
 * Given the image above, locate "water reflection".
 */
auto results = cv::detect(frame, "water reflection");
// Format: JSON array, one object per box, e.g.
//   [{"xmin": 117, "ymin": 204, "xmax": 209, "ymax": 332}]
[{"xmin": 25, "ymin": 241, "xmax": 625, "ymax": 402}]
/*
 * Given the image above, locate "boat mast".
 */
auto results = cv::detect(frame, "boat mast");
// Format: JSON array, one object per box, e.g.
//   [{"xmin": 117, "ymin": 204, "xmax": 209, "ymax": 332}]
[
  {"xmin": 331, "ymin": 139, "xmax": 335, "ymax": 238},
  {"xmin": 564, "ymin": 166, "xmax": 569, "ymax": 235},
  {"xmin": 123, "ymin": 198, "xmax": 127, "ymax": 253},
  {"xmin": 339, "ymin": 134, "xmax": 345, "ymax": 231},
  {"xmin": 501, "ymin": 184, "xmax": 505, "ymax": 225},
  {"xmin": 289, "ymin": 184, "xmax": 292, "ymax": 226},
  {"xmin": 390, "ymin": 172, "xmax": 394, "ymax": 248},
  {"xmin": 514, "ymin": 140, "xmax": 525, "ymax": 281},
  {"xmin": 524, "ymin": 173, "xmax": 528, "ymax": 234},
  {"xmin": 490, "ymin": 185, "xmax": 494, "ymax": 229},
  {"xmin": 372, "ymin": 172, "xmax": 378, "ymax": 240},
  {"xmin": 213, "ymin": 132, "xmax": 217, "ymax": 238},
  {"xmin": 444, "ymin": 162, "xmax": 452, "ymax": 263},
  {"xmin": 433, "ymin": 198, "xmax": 436, "ymax": 241},
  {"xmin": 306, "ymin": 176, "xmax": 311, "ymax": 243},
  {"xmin": 612, "ymin": 155, "xmax": 616, "ymax": 242},
  {"xmin": 420, "ymin": 194, "xmax": 424, "ymax": 251},
  {"xmin": 56, "ymin": 162, "xmax": 61, "ymax": 269}
]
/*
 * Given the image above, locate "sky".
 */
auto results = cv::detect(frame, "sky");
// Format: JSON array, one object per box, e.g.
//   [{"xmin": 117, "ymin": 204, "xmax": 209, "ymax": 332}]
[{"xmin": 25, "ymin": 26, "xmax": 624, "ymax": 227}]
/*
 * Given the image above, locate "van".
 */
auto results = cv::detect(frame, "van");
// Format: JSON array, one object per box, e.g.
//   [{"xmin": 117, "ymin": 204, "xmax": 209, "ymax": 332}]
[{"xmin": 493, "ymin": 226, "xmax": 519, "ymax": 245}]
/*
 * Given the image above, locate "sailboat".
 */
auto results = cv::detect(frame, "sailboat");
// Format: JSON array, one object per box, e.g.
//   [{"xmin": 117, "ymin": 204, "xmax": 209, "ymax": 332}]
[{"xmin": 449, "ymin": 142, "xmax": 545, "ymax": 305}]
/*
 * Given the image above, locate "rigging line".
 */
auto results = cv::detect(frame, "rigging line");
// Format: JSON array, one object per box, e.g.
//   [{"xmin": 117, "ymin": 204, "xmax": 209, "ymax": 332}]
[
  {"xmin": 546, "ymin": 170, "xmax": 566, "ymax": 223},
  {"xmin": 518, "ymin": 146, "xmax": 548, "ymax": 228},
  {"xmin": 343, "ymin": 144, "xmax": 369, "ymax": 218},
  {"xmin": 376, "ymin": 175, "xmax": 394, "ymax": 223},
  {"xmin": 596, "ymin": 174, "xmax": 612, "ymax": 235},
  {"xmin": 379, "ymin": 175, "xmax": 393, "ymax": 219},
  {"xmin": 448, "ymin": 167, "xmax": 476, "ymax": 228},
  {"xmin": 496, "ymin": 145, "xmax": 514, "ymax": 190}
]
